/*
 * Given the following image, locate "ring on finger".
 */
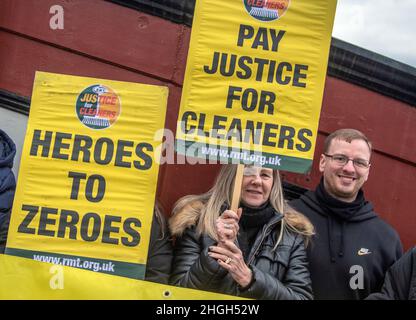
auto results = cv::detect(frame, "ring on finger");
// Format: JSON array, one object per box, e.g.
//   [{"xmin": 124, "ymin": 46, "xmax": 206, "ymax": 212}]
[{"xmin": 225, "ymin": 257, "xmax": 232, "ymax": 264}]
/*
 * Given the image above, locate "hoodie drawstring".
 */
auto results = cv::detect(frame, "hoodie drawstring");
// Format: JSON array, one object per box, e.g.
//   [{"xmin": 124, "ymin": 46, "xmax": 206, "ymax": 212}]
[
  {"xmin": 338, "ymin": 221, "xmax": 346, "ymax": 258},
  {"xmin": 327, "ymin": 217, "xmax": 346, "ymax": 262},
  {"xmin": 327, "ymin": 217, "xmax": 336, "ymax": 263}
]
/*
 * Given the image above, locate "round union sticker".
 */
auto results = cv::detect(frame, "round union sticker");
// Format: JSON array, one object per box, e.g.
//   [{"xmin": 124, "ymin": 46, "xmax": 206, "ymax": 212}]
[
  {"xmin": 243, "ymin": 0, "xmax": 290, "ymax": 22},
  {"xmin": 75, "ymin": 85, "xmax": 121, "ymax": 129}
]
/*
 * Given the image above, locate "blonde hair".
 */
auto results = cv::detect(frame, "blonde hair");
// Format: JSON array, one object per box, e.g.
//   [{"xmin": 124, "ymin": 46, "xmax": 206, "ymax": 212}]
[{"xmin": 171, "ymin": 165, "xmax": 314, "ymax": 246}]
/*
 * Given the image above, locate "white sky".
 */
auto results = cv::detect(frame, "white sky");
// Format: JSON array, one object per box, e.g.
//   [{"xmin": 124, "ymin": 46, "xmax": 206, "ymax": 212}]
[{"xmin": 332, "ymin": 0, "xmax": 416, "ymax": 67}]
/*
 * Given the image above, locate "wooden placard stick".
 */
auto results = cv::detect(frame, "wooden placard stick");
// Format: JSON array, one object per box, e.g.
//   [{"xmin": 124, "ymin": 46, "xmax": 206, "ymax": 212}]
[{"xmin": 230, "ymin": 164, "xmax": 244, "ymax": 212}]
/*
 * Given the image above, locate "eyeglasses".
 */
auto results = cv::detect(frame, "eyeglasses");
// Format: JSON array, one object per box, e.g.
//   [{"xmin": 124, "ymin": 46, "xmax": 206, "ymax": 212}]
[{"xmin": 324, "ymin": 154, "xmax": 371, "ymax": 169}]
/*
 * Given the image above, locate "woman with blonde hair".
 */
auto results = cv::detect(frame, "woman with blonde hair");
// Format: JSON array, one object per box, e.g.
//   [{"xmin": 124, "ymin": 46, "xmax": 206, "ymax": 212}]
[{"xmin": 169, "ymin": 164, "xmax": 314, "ymax": 299}]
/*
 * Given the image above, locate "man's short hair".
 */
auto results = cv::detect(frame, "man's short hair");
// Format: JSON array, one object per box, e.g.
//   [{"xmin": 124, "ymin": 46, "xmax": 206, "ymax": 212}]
[{"xmin": 324, "ymin": 128, "xmax": 372, "ymax": 154}]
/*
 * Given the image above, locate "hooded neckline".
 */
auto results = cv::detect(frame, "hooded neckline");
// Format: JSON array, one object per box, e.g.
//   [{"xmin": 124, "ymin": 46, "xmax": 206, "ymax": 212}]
[
  {"xmin": 315, "ymin": 178, "xmax": 366, "ymax": 221},
  {"xmin": 299, "ymin": 179, "xmax": 377, "ymax": 263},
  {"xmin": 301, "ymin": 179, "xmax": 376, "ymax": 223}
]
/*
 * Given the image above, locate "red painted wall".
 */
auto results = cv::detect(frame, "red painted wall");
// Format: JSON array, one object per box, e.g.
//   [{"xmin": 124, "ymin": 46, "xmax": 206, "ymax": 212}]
[{"xmin": 1, "ymin": 0, "xmax": 415, "ymax": 249}]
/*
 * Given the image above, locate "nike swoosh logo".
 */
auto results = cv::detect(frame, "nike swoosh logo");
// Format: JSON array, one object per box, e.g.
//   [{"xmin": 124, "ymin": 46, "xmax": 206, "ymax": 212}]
[{"xmin": 357, "ymin": 248, "xmax": 372, "ymax": 256}]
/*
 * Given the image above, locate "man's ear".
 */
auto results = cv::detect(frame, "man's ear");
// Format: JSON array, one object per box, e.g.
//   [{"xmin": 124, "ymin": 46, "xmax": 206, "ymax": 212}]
[
  {"xmin": 364, "ymin": 165, "xmax": 370, "ymax": 182},
  {"xmin": 318, "ymin": 154, "xmax": 326, "ymax": 173}
]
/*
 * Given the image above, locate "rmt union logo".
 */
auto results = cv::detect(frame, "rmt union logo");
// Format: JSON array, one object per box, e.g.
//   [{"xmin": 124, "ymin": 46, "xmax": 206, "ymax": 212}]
[{"xmin": 243, "ymin": 0, "xmax": 290, "ymax": 22}]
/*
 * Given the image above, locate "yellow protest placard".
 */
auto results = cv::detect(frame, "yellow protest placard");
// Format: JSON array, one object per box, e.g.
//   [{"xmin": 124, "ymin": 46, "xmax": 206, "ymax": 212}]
[
  {"xmin": 6, "ymin": 72, "xmax": 168, "ymax": 279},
  {"xmin": 176, "ymin": 0, "xmax": 337, "ymax": 173},
  {"xmin": 0, "ymin": 254, "xmax": 243, "ymax": 300}
]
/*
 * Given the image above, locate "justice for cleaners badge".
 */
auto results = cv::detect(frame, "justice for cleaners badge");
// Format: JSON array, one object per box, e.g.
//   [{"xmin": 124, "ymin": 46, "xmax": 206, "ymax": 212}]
[
  {"xmin": 243, "ymin": 0, "xmax": 290, "ymax": 22},
  {"xmin": 76, "ymin": 84, "xmax": 121, "ymax": 129}
]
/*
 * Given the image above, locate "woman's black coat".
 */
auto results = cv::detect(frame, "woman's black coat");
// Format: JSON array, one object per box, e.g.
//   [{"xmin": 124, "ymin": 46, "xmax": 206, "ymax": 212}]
[{"xmin": 170, "ymin": 211, "xmax": 313, "ymax": 300}]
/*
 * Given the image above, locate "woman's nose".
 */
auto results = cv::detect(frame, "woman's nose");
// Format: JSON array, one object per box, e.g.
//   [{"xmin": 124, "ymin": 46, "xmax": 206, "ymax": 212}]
[{"xmin": 250, "ymin": 174, "xmax": 262, "ymax": 185}]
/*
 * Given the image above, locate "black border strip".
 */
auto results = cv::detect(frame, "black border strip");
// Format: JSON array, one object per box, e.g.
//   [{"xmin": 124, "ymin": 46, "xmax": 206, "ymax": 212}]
[
  {"xmin": 107, "ymin": 0, "xmax": 195, "ymax": 26},
  {"xmin": 0, "ymin": 89, "xmax": 30, "ymax": 115},
  {"xmin": 328, "ymin": 38, "xmax": 416, "ymax": 107}
]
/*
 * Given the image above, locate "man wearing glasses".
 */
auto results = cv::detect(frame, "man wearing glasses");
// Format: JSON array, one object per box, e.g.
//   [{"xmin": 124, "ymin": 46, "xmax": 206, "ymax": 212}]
[{"xmin": 290, "ymin": 128, "xmax": 402, "ymax": 299}]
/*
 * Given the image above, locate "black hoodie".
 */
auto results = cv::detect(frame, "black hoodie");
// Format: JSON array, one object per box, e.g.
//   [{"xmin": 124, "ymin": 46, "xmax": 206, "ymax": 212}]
[
  {"xmin": 290, "ymin": 182, "xmax": 402, "ymax": 300},
  {"xmin": 0, "ymin": 129, "xmax": 16, "ymax": 253}
]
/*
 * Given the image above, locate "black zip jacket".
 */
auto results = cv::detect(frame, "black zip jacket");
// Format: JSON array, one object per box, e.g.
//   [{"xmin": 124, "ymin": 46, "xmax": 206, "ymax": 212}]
[
  {"xmin": 0, "ymin": 129, "xmax": 16, "ymax": 253},
  {"xmin": 290, "ymin": 190, "xmax": 402, "ymax": 300},
  {"xmin": 170, "ymin": 211, "xmax": 313, "ymax": 300},
  {"xmin": 366, "ymin": 247, "xmax": 416, "ymax": 300}
]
